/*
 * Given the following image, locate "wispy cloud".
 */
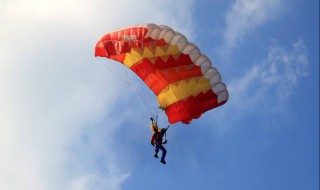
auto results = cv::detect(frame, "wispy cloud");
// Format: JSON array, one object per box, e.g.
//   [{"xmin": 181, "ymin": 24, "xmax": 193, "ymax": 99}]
[
  {"xmin": 0, "ymin": 0, "xmax": 195, "ymax": 189},
  {"xmin": 209, "ymin": 38, "xmax": 308, "ymax": 138},
  {"xmin": 228, "ymin": 39, "xmax": 308, "ymax": 115},
  {"xmin": 222, "ymin": 0, "xmax": 282, "ymax": 52}
]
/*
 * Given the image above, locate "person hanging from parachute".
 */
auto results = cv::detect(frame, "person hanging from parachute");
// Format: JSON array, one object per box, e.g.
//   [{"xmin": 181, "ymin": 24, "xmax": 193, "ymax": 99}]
[
  {"xmin": 150, "ymin": 117, "xmax": 169, "ymax": 164},
  {"xmin": 94, "ymin": 23, "xmax": 229, "ymax": 164}
]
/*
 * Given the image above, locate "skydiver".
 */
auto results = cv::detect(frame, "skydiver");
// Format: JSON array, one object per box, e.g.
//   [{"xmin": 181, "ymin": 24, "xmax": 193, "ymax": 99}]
[{"xmin": 150, "ymin": 117, "xmax": 169, "ymax": 165}]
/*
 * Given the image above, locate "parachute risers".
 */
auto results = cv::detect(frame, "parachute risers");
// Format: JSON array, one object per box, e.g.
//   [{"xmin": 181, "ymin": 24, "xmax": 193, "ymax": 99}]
[{"xmin": 94, "ymin": 23, "xmax": 229, "ymax": 124}]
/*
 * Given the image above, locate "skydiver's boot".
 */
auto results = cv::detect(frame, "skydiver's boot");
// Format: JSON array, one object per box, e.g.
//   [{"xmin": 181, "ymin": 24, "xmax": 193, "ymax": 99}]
[
  {"xmin": 160, "ymin": 159, "xmax": 166, "ymax": 164},
  {"xmin": 154, "ymin": 152, "xmax": 158, "ymax": 158}
]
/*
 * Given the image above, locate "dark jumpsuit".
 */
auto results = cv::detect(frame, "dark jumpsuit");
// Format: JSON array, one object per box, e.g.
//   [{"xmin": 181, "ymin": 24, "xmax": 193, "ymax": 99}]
[{"xmin": 151, "ymin": 130, "xmax": 167, "ymax": 160}]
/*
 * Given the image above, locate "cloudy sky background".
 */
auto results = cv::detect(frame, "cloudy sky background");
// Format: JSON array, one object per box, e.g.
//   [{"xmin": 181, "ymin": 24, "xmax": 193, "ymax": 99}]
[{"xmin": 0, "ymin": 0, "xmax": 318, "ymax": 190}]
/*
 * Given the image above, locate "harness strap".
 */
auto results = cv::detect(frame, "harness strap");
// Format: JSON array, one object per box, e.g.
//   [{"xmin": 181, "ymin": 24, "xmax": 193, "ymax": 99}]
[{"xmin": 164, "ymin": 125, "xmax": 170, "ymax": 141}]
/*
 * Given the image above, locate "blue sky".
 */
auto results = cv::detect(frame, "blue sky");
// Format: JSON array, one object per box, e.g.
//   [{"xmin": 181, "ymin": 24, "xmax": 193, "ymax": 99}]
[{"xmin": 0, "ymin": 0, "xmax": 318, "ymax": 190}]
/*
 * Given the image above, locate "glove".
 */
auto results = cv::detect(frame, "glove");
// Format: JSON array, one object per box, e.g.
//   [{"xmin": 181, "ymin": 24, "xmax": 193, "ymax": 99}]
[
  {"xmin": 150, "ymin": 117, "xmax": 153, "ymax": 121},
  {"xmin": 162, "ymin": 140, "xmax": 167, "ymax": 144},
  {"xmin": 151, "ymin": 142, "xmax": 155, "ymax": 146}
]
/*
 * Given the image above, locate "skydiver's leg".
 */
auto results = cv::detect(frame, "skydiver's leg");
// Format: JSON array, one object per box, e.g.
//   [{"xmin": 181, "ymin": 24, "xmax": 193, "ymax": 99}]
[
  {"xmin": 154, "ymin": 145, "xmax": 159, "ymax": 158},
  {"xmin": 159, "ymin": 145, "xmax": 167, "ymax": 163}
]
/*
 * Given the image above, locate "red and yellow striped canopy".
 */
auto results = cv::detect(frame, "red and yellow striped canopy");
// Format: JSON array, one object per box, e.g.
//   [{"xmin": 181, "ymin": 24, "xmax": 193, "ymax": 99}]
[{"xmin": 95, "ymin": 23, "xmax": 228, "ymax": 124}]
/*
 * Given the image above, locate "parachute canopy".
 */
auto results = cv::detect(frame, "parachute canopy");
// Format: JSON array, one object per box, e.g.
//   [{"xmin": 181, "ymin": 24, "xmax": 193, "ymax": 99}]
[{"xmin": 95, "ymin": 23, "xmax": 228, "ymax": 124}]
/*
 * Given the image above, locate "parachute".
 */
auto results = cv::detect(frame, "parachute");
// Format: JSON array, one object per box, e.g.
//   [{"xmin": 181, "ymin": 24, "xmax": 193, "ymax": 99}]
[{"xmin": 94, "ymin": 23, "xmax": 228, "ymax": 124}]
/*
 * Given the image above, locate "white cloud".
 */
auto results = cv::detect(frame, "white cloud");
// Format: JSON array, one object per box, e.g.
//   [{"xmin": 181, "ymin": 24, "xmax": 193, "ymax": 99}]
[
  {"xmin": 223, "ymin": 0, "xmax": 282, "ymax": 52},
  {"xmin": 228, "ymin": 39, "xmax": 308, "ymax": 114},
  {"xmin": 207, "ymin": 39, "xmax": 308, "ymax": 138},
  {"xmin": 0, "ymin": 0, "xmax": 195, "ymax": 189}
]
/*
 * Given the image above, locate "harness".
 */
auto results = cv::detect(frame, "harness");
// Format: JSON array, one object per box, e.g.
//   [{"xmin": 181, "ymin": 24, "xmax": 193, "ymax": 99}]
[{"xmin": 151, "ymin": 115, "xmax": 170, "ymax": 143}]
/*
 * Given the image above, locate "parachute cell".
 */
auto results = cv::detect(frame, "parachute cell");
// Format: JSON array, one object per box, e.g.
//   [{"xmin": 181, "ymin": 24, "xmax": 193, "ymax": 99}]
[{"xmin": 94, "ymin": 23, "xmax": 228, "ymax": 124}]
